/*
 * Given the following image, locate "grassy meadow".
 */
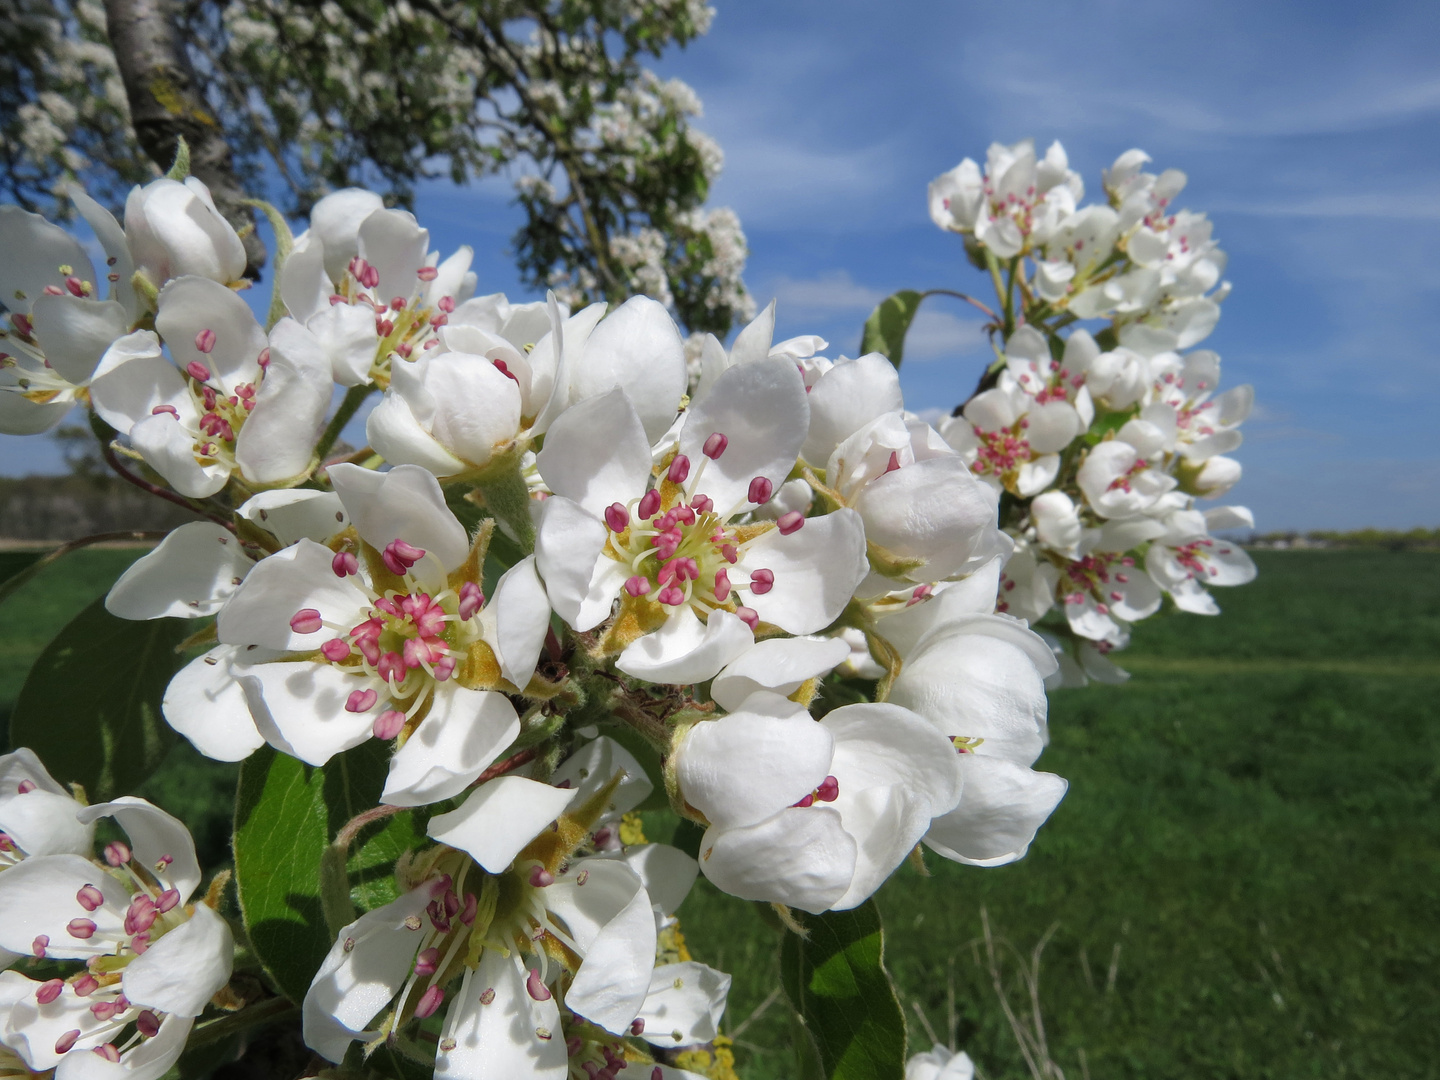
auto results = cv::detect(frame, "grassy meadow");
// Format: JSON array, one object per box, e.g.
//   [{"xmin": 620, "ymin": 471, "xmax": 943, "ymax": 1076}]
[{"xmin": 2, "ymin": 548, "xmax": 1437, "ymax": 1079}]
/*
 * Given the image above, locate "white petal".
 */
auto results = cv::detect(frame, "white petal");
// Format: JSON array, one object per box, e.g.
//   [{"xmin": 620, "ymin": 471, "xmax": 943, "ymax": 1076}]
[
  {"xmin": 217, "ymin": 539, "xmax": 369, "ymax": 652},
  {"xmin": 327, "ymin": 463, "xmax": 469, "ymax": 573},
  {"xmin": 105, "ymin": 524, "xmax": 250, "ymax": 620},
  {"xmin": 728, "ymin": 300, "xmax": 775, "ymax": 367},
  {"xmin": 823, "ymin": 703, "xmax": 962, "ymax": 810},
  {"xmin": 0, "ymin": 393, "xmax": 71, "ymax": 435},
  {"xmin": 128, "ymin": 412, "xmax": 229, "ymax": 498},
  {"xmin": 162, "ymin": 645, "xmax": 266, "ymax": 762},
  {"xmin": 924, "ymin": 758, "xmax": 1067, "ymax": 867},
  {"xmin": 238, "ymin": 490, "xmax": 349, "ymax": 547},
  {"xmin": 638, "ymin": 962, "xmax": 731, "ymax": 1047},
  {"xmin": 675, "ymin": 694, "xmax": 831, "ymax": 829},
  {"xmin": 680, "ymin": 358, "xmax": 809, "ymax": 513},
  {"xmin": 356, "ymin": 209, "xmax": 429, "ymax": 304},
  {"xmin": 889, "ymin": 618, "xmax": 1053, "ymax": 766},
  {"xmin": 616, "ymin": 607, "xmax": 753, "ymax": 685},
  {"xmin": 802, "ymin": 354, "xmax": 904, "ymax": 467},
  {"xmin": 6, "ymin": 985, "xmax": 112, "ymax": 1072},
  {"xmin": 0, "ymin": 856, "xmax": 130, "ymax": 957},
  {"xmin": 308, "ymin": 301, "xmax": 380, "ymax": 387},
  {"xmin": 427, "ymin": 776, "xmax": 577, "ymax": 873},
  {"xmin": 532, "ymin": 497, "xmax": 613, "ymax": 631},
  {"xmin": 302, "ymin": 886, "xmax": 431, "ymax": 1062},
  {"xmin": 571, "ymin": 297, "xmax": 686, "ymax": 443},
  {"xmin": 279, "ymin": 235, "xmax": 330, "ymax": 324},
  {"xmin": 310, "ymin": 189, "xmax": 387, "ymax": 282},
  {"xmin": 52, "ymin": 1012, "xmax": 191, "ymax": 1080},
  {"xmin": 121, "ymin": 904, "xmax": 232, "ymax": 1016},
  {"xmin": 0, "ymin": 205, "xmax": 94, "ymax": 312},
  {"xmin": 874, "ymin": 559, "xmax": 1003, "ymax": 655},
  {"xmin": 710, "ymin": 636, "xmax": 851, "ymax": 712},
  {"xmin": 482, "ymin": 556, "xmax": 552, "ymax": 689},
  {"xmin": 29, "ymin": 295, "xmax": 128, "ymax": 386},
  {"xmin": 381, "ymin": 687, "xmax": 519, "ymax": 807},
  {"xmin": 0, "ymin": 790, "xmax": 91, "ymax": 859},
  {"xmin": 829, "ymin": 784, "xmax": 935, "ymax": 911},
  {"xmin": 68, "ymin": 190, "xmax": 131, "ymax": 316},
  {"xmin": 420, "ymin": 353, "xmax": 524, "ymax": 467},
  {"xmin": 78, "ymin": 797, "xmax": 200, "ymax": 901},
  {"xmin": 739, "ymin": 510, "xmax": 868, "ymax": 634},
  {"xmin": 854, "ymin": 456, "xmax": 1000, "ymax": 580},
  {"xmin": 698, "ymin": 809, "xmax": 855, "ymax": 914},
  {"xmin": 88, "ymin": 331, "xmax": 189, "ymax": 434},
  {"xmin": 566, "ymin": 869, "xmax": 657, "ymax": 1033},
  {"xmin": 0, "ymin": 748, "xmax": 66, "ymax": 797},
  {"xmin": 235, "ymin": 319, "xmax": 332, "ymax": 484},
  {"xmin": 155, "ymin": 277, "xmax": 265, "ymax": 388},
  {"xmin": 366, "ymin": 391, "xmax": 468, "ymax": 476},
  {"xmin": 536, "ymin": 389, "xmax": 651, "ymax": 518},
  {"xmin": 435, "ymin": 947, "xmax": 566, "ymax": 1080},
  {"xmin": 235, "ymin": 659, "xmax": 377, "ymax": 765},
  {"xmin": 612, "ymin": 844, "xmax": 697, "ymax": 918},
  {"xmin": 551, "ymin": 737, "xmax": 653, "ymax": 822}
]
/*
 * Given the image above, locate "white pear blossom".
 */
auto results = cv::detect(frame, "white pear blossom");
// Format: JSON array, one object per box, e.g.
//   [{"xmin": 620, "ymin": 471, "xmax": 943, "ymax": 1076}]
[
  {"xmin": 89, "ymin": 278, "xmax": 332, "ymax": 497},
  {"xmin": 281, "ymin": 190, "xmax": 477, "ymax": 388},
  {"xmin": 124, "ymin": 177, "xmax": 248, "ymax": 289},
  {"xmin": 690, "ymin": 300, "xmax": 830, "ymax": 404},
  {"xmin": 928, "ymin": 140, "xmax": 1082, "ymax": 258},
  {"xmin": 0, "ymin": 798, "xmax": 232, "ymax": 1080},
  {"xmin": 0, "ymin": 200, "xmax": 133, "ymax": 435},
  {"xmin": 533, "ymin": 361, "xmax": 868, "ymax": 684},
  {"xmin": 907, "ymin": 1045, "xmax": 976, "ymax": 1080},
  {"xmin": 1075, "ymin": 421, "xmax": 1178, "ymax": 520},
  {"xmin": 202, "ymin": 465, "xmax": 549, "ymax": 805},
  {"xmin": 674, "ymin": 691, "xmax": 962, "ymax": 913},
  {"xmin": 1144, "ymin": 506, "xmax": 1257, "ymax": 614}
]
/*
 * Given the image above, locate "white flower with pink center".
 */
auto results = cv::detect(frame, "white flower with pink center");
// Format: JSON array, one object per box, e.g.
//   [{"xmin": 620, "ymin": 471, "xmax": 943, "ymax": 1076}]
[
  {"xmin": 1138, "ymin": 347, "xmax": 1253, "ymax": 467},
  {"xmin": 280, "ymin": 190, "xmax": 476, "ymax": 388},
  {"xmin": 89, "ymin": 277, "xmax": 333, "ymax": 498},
  {"xmin": 689, "ymin": 299, "xmax": 830, "ymax": 405},
  {"xmin": 0, "ymin": 196, "xmax": 134, "ymax": 436},
  {"xmin": 211, "ymin": 464, "xmax": 550, "ymax": 806},
  {"xmin": 303, "ymin": 746, "xmax": 699, "ymax": 1078},
  {"xmin": 674, "ymin": 691, "xmax": 962, "ymax": 913},
  {"xmin": 1075, "ymin": 419, "xmax": 1178, "ymax": 520},
  {"xmin": 125, "ymin": 176, "xmax": 248, "ymax": 289},
  {"xmin": 928, "ymin": 139, "xmax": 1082, "ymax": 258},
  {"xmin": 1145, "ymin": 506, "xmax": 1257, "ymax": 615},
  {"xmin": 941, "ymin": 383, "xmax": 1075, "ymax": 498},
  {"xmin": 1052, "ymin": 520, "xmax": 1167, "ymax": 643},
  {"xmin": 533, "ymin": 359, "xmax": 868, "ymax": 684},
  {"xmin": 0, "ymin": 797, "xmax": 232, "ymax": 1080}
]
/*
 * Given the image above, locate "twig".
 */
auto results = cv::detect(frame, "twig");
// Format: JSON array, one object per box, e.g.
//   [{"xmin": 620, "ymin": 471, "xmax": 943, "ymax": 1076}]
[
  {"xmin": 0, "ymin": 530, "xmax": 167, "ymax": 608},
  {"xmin": 470, "ymin": 747, "xmax": 538, "ymax": 788},
  {"xmin": 101, "ymin": 440, "xmax": 234, "ymax": 530},
  {"xmin": 314, "ymin": 385, "xmax": 374, "ymax": 464},
  {"xmin": 730, "ymin": 986, "xmax": 782, "ymax": 1040},
  {"xmin": 184, "ymin": 995, "xmax": 297, "ymax": 1050}
]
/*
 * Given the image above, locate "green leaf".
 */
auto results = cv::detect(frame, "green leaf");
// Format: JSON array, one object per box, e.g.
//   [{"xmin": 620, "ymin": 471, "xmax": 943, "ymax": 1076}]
[
  {"xmin": 860, "ymin": 290, "xmax": 925, "ymax": 370},
  {"xmin": 10, "ymin": 597, "xmax": 188, "ymax": 800},
  {"xmin": 780, "ymin": 901, "xmax": 907, "ymax": 1080},
  {"xmin": 233, "ymin": 741, "xmax": 424, "ymax": 1003}
]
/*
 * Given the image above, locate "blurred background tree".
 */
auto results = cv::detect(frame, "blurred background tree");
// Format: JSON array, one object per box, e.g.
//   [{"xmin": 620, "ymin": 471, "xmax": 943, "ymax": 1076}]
[{"xmin": 0, "ymin": 0, "xmax": 751, "ymax": 335}]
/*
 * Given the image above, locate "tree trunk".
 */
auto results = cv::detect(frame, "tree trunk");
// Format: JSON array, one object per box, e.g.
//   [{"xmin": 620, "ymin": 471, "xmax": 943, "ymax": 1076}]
[{"xmin": 102, "ymin": 0, "xmax": 267, "ymax": 277}]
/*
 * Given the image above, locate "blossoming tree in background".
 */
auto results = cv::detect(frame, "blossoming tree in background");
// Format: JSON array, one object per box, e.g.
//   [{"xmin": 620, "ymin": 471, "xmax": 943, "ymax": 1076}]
[
  {"xmin": 2, "ymin": 0, "xmax": 752, "ymax": 337},
  {"xmin": 0, "ymin": 142, "xmax": 1067, "ymax": 1079},
  {"xmin": 860, "ymin": 141, "xmax": 1257, "ymax": 685}
]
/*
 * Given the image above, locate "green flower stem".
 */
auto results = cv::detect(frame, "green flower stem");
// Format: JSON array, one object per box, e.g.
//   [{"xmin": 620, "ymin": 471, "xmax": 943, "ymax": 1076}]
[
  {"xmin": 473, "ymin": 466, "xmax": 536, "ymax": 553},
  {"xmin": 184, "ymin": 995, "xmax": 297, "ymax": 1051},
  {"xmin": 315, "ymin": 385, "xmax": 375, "ymax": 465}
]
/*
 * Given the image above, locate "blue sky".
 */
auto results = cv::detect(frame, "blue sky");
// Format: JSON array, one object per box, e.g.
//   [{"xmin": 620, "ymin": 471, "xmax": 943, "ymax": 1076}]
[{"xmin": 5, "ymin": 0, "xmax": 1437, "ymax": 530}]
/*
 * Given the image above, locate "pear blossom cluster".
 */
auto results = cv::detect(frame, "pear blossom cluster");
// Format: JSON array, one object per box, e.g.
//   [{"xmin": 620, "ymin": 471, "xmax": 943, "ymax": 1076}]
[
  {"xmin": 924, "ymin": 141, "xmax": 1257, "ymax": 683},
  {"xmin": 0, "ymin": 173, "xmax": 1066, "ymax": 1077}
]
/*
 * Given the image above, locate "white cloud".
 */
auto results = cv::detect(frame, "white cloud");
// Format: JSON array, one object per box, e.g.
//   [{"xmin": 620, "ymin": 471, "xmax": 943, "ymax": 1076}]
[
  {"xmin": 765, "ymin": 271, "xmax": 884, "ymax": 319},
  {"xmin": 903, "ymin": 308, "xmax": 989, "ymax": 361}
]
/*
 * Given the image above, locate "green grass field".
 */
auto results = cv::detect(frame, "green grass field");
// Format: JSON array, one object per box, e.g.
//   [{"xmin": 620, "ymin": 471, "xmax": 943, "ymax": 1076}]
[{"xmin": 2, "ymin": 548, "xmax": 1436, "ymax": 1079}]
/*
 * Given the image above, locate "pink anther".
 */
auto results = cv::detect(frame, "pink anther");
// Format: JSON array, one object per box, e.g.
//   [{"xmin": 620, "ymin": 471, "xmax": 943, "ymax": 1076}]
[
  {"xmin": 345, "ymin": 689, "xmax": 378, "ymax": 714},
  {"xmin": 747, "ymin": 476, "xmax": 774, "ymax": 504},
  {"xmin": 382, "ymin": 539, "xmax": 426, "ymax": 576},
  {"xmin": 54, "ymin": 1030, "xmax": 81, "ymax": 1055},
  {"xmin": 657, "ymin": 585, "xmax": 685, "ymax": 607},
  {"xmin": 625, "ymin": 575, "xmax": 651, "ymax": 597},
  {"xmin": 415, "ymin": 985, "xmax": 445, "ymax": 1019},
  {"xmin": 76, "ymin": 885, "xmax": 104, "ymax": 912},
  {"xmin": 185, "ymin": 360, "xmax": 211, "ymax": 382},
  {"xmin": 667, "ymin": 454, "xmax": 691, "ymax": 485},
  {"xmin": 332, "ymin": 551, "xmax": 359, "ymax": 577},
  {"xmin": 749, "ymin": 568, "xmax": 774, "ymax": 595},
  {"xmin": 104, "ymin": 842, "xmax": 130, "ymax": 867},
  {"xmin": 458, "ymin": 580, "xmax": 485, "ymax": 620},
  {"xmin": 703, "ymin": 432, "xmax": 728, "ymax": 459},
  {"xmin": 605, "ymin": 502, "xmax": 630, "ymax": 533},
  {"xmin": 417, "ymin": 266, "xmax": 438, "ymax": 281},
  {"xmin": 194, "ymin": 329, "xmax": 216, "ymax": 354},
  {"xmin": 735, "ymin": 606, "xmax": 759, "ymax": 631},
  {"xmin": 66, "ymin": 919, "xmax": 96, "ymax": 940},
  {"xmin": 776, "ymin": 511, "xmax": 805, "ymax": 535},
  {"xmin": 150, "ymin": 404, "xmax": 179, "ymax": 419},
  {"xmin": 526, "ymin": 969, "xmax": 552, "ymax": 1001},
  {"xmin": 320, "ymin": 639, "xmax": 351, "ymax": 662},
  {"xmin": 690, "ymin": 494, "xmax": 714, "ymax": 513},
  {"xmin": 136, "ymin": 1011, "xmax": 160, "ymax": 1038},
  {"xmin": 816, "ymin": 775, "xmax": 839, "ymax": 802},
  {"xmin": 289, "ymin": 608, "xmax": 324, "ymax": 634},
  {"xmin": 713, "ymin": 569, "xmax": 731, "ymax": 602},
  {"xmin": 528, "ymin": 866, "xmax": 554, "ymax": 888},
  {"xmin": 638, "ymin": 489, "xmax": 662, "ymax": 519}
]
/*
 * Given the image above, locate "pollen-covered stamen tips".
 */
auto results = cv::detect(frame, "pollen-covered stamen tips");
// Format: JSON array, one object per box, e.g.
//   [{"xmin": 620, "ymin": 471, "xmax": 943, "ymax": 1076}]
[
  {"xmin": 563, "ymin": 1011, "xmax": 640, "ymax": 1079},
  {"xmin": 971, "ymin": 419, "xmax": 1035, "ymax": 483},
  {"xmin": 327, "ymin": 257, "xmax": 457, "ymax": 381},
  {"xmin": 605, "ymin": 432, "xmax": 800, "ymax": 632},
  {"xmin": 291, "ymin": 540, "xmax": 485, "ymax": 741},
  {"xmin": 1059, "ymin": 552, "xmax": 1137, "ymax": 615},
  {"xmin": 31, "ymin": 841, "xmax": 192, "ymax": 1062},
  {"xmin": 148, "ymin": 329, "xmax": 264, "ymax": 468}
]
